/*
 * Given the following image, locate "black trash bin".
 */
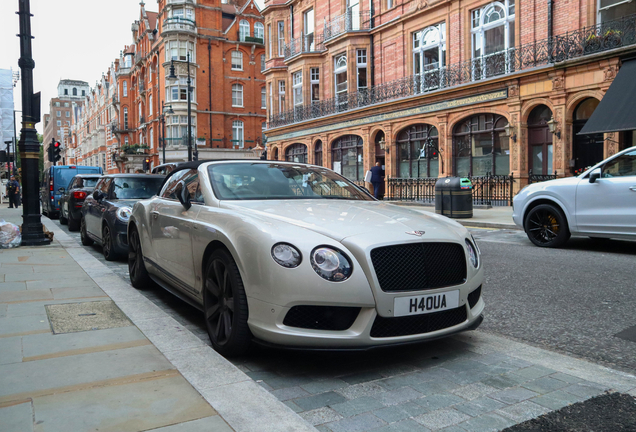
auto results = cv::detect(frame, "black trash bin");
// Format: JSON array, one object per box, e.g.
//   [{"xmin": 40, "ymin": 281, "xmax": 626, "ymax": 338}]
[{"xmin": 435, "ymin": 177, "xmax": 473, "ymax": 218}]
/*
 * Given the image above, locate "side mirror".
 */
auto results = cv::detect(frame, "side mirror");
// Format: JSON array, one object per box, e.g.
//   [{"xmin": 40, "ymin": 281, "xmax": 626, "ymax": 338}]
[
  {"xmin": 58, "ymin": 187, "xmax": 65, "ymax": 194},
  {"xmin": 176, "ymin": 181, "xmax": 191, "ymax": 210},
  {"xmin": 589, "ymin": 168, "xmax": 601, "ymax": 183},
  {"xmin": 93, "ymin": 190, "xmax": 104, "ymax": 201}
]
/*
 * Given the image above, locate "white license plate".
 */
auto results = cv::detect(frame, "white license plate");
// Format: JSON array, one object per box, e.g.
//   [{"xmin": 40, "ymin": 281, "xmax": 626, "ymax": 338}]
[{"xmin": 394, "ymin": 290, "xmax": 460, "ymax": 317}]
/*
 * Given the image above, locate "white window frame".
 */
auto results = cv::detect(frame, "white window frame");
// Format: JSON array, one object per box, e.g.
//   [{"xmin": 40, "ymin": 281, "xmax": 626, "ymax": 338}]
[
  {"xmin": 310, "ymin": 68, "xmax": 320, "ymax": 102},
  {"xmin": 293, "ymin": 71, "xmax": 303, "ymax": 106},
  {"xmin": 255, "ymin": 22, "xmax": 264, "ymax": 41},
  {"xmin": 304, "ymin": 9, "xmax": 315, "ymax": 51},
  {"xmin": 471, "ymin": 1, "xmax": 515, "ymax": 59},
  {"xmin": 598, "ymin": 0, "xmax": 636, "ymax": 23},
  {"xmin": 231, "ymin": 50, "xmax": 243, "ymax": 70},
  {"xmin": 268, "ymin": 24, "xmax": 272, "ymax": 58},
  {"xmin": 277, "ymin": 21, "xmax": 285, "ymax": 57},
  {"xmin": 232, "ymin": 120, "xmax": 244, "ymax": 148},
  {"xmin": 239, "ymin": 20, "xmax": 250, "ymax": 41},
  {"xmin": 278, "ymin": 80, "xmax": 286, "ymax": 114},
  {"xmin": 387, "ymin": 0, "xmax": 394, "ymax": 9},
  {"xmin": 232, "ymin": 84, "xmax": 244, "ymax": 107},
  {"xmin": 334, "ymin": 54, "xmax": 348, "ymax": 97},
  {"xmin": 261, "ymin": 54, "xmax": 266, "ymax": 72},
  {"xmin": 356, "ymin": 49, "xmax": 367, "ymax": 91},
  {"xmin": 123, "ymin": 81, "xmax": 128, "ymax": 97},
  {"xmin": 413, "ymin": 23, "xmax": 446, "ymax": 92},
  {"xmin": 261, "ymin": 87, "xmax": 267, "ymax": 109},
  {"xmin": 149, "ymin": 95, "xmax": 153, "ymax": 116}
]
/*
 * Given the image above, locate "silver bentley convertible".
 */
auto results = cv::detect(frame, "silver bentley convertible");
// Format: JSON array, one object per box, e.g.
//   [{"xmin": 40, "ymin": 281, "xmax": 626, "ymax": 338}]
[{"xmin": 128, "ymin": 161, "xmax": 484, "ymax": 356}]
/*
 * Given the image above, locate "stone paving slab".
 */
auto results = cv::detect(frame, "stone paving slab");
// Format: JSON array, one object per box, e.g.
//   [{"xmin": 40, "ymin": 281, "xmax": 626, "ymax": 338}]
[
  {"xmin": 31, "ymin": 375, "xmax": 217, "ymax": 432},
  {"xmin": 146, "ymin": 416, "xmax": 234, "ymax": 432},
  {"xmin": 0, "ymin": 401, "xmax": 33, "ymax": 432}
]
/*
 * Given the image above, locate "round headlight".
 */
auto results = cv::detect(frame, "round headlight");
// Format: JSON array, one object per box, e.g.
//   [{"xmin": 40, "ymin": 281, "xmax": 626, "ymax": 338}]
[
  {"xmin": 465, "ymin": 238, "xmax": 479, "ymax": 268},
  {"xmin": 310, "ymin": 246, "xmax": 352, "ymax": 282},
  {"xmin": 271, "ymin": 243, "xmax": 302, "ymax": 268},
  {"xmin": 116, "ymin": 206, "xmax": 132, "ymax": 222}
]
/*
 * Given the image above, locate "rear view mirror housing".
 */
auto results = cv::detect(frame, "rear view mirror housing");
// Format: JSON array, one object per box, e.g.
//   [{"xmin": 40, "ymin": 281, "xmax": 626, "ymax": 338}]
[{"xmin": 588, "ymin": 168, "xmax": 601, "ymax": 183}]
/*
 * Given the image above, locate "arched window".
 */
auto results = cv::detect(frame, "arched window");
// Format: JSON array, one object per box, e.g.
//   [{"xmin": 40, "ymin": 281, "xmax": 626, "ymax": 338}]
[
  {"xmin": 527, "ymin": 105, "xmax": 553, "ymax": 175},
  {"xmin": 471, "ymin": 1, "xmax": 515, "ymax": 77},
  {"xmin": 332, "ymin": 135, "xmax": 363, "ymax": 181},
  {"xmin": 453, "ymin": 114, "xmax": 509, "ymax": 176},
  {"xmin": 254, "ymin": 22, "xmax": 264, "ymax": 41},
  {"xmin": 285, "ymin": 144, "xmax": 308, "ymax": 163},
  {"xmin": 232, "ymin": 120, "xmax": 244, "ymax": 148},
  {"xmin": 314, "ymin": 140, "xmax": 323, "ymax": 166},
  {"xmin": 413, "ymin": 23, "xmax": 446, "ymax": 92},
  {"xmin": 231, "ymin": 50, "xmax": 243, "ymax": 70},
  {"xmin": 232, "ymin": 84, "xmax": 243, "ymax": 107},
  {"xmin": 397, "ymin": 124, "xmax": 439, "ymax": 178},
  {"xmin": 73, "ymin": 87, "xmax": 77, "ymax": 96},
  {"xmin": 239, "ymin": 20, "xmax": 250, "ymax": 42}
]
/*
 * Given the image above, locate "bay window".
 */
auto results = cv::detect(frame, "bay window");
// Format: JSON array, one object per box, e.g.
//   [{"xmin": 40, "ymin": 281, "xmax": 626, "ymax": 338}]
[
  {"xmin": 277, "ymin": 22, "xmax": 285, "ymax": 57},
  {"xmin": 356, "ymin": 49, "xmax": 367, "ymax": 91},
  {"xmin": 311, "ymin": 68, "xmax": 320, "ymax": 102},
  {"xmin": 334, "ymin": 54, "xmax": 348, "ymax": 109},
  {"xmin": 278, "ymin": 80, "xmax": 286, "ymax": 114},
  {"xmin": 293, "ymin": 71, "xmax": 303, "ymax": 106}
]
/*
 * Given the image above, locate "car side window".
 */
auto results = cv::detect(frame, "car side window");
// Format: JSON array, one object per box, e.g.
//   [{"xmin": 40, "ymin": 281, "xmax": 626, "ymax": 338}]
[
  {"xmin": 602, "ymin": 150, "xmax": 636, "ymax": 178},
  {"xmin": 182, "ymin": 171, "xmax": 203, "ymax": 203},
  {"xmin": 98, "ymin": 178, "xmax": 112, "ymax": 196}
]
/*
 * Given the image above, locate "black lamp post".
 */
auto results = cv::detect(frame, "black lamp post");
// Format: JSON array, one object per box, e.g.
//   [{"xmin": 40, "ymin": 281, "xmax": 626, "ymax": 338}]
[
  {"xmin": 16, "ymin": 0, "xmax": 50, "ymax": 246},
  {"xmin": 167, "ymin": 54, "xmax": 194, "ymax": 162},
  {"xmin": 160, "ymin": 101, "xmax": 174, "ymax": 164}
]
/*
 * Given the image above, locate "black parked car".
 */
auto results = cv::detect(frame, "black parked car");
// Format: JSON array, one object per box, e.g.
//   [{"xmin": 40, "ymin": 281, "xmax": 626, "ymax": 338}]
[
  {"xmin": 59, "ymin": 174, "xmax": 102, "ymax": 231},
  {"xmin": 80, "ymin": 174, "xmax": 165, "ymax": 260}
]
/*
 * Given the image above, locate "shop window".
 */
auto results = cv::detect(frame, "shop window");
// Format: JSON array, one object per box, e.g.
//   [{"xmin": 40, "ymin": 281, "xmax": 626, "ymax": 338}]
[
  {"xmin": 332, "ymin": 135, "xmax": 363, "ymax": 181},
  {"xmin": 285, "ymin": 143, "xmax": 308, "ymax": 163},
  {"xmin": 452, "ymin": 114, "xmax": 509, "ymax": 176},
  {"xmin": 397, "ymin": 124, "xmax": 440, "ymax": 178}
]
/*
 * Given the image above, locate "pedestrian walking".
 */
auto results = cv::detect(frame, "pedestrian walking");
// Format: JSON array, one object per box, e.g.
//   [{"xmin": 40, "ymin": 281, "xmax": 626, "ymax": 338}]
[
  {"xmin": 370, "ymin": 162, "xmax": 384, "ymax": 199},
  {"xmin": 6, "ymin": 176, "xmax": 20, "ymax": 208}
]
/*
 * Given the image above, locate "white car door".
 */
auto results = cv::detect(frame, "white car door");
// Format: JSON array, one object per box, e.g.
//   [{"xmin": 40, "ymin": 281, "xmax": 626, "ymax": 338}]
[{"xmin": 575, "ymin": 149, "xmax": 636, "ymax": 236}]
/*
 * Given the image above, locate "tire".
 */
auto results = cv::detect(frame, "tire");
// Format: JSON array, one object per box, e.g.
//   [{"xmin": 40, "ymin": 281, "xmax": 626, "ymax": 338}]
[
  {"xmin": 524, "ymin": 204, "xmax": 570, "ymax": 248},
  {"xmin": 102, "ymin": 224, "xmax": 119, "ymax": 261},
  {"xmin": 80, "ymin": 217, "xmax": 94, "ymax": 246},
  {"xmin": 203, "ymin": 249, "xmax": 252, "ymax": 357},
  {"xmin": 128, "ymin": 225, "xmax": 151, "ymax": 289},
  {"xmin": 59, "ymin": 211, "xmax": 68, "ymax": 225},
  {"xmin": 68, "ymin": 216, "xmax": 80, "ymax": 231}
]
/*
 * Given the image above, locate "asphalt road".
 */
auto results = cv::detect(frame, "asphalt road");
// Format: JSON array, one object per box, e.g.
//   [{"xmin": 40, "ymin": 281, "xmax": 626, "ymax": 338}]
[{"xmin": 53, "ymin": 219, "xmax": 636, "ymax": 375}]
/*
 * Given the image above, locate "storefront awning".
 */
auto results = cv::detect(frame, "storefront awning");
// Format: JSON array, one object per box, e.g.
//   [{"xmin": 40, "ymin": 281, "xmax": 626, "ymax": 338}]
[{"xmin": 579, "ymin": 60, "xmax": 636, "ymax": 135}]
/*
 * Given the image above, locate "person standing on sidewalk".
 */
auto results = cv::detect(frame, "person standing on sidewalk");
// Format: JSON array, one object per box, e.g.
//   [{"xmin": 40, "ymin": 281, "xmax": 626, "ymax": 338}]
[
  {"xmin": 6, "ymin": 175, "xmax": 20, "ymax": 208},
  {"xmin": 370, "ymin": 162, "xmax": 384, "ymax": 199}
]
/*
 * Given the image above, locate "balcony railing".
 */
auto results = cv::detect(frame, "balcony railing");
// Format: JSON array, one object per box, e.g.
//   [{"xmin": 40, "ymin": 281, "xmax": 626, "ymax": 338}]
[
  {"xmin": 270, "ymin": 13, "xmax": 636, "ymax": 129},
  {"xmin": 324, "ymin": 10, "xmax": 371, "ymax": 41},
  {"xmin": 163, "ymin": 17, "xmax": 196, "ymax": 34},
  {"xmin": 284, "ymin": 33, "xmax": 325, "ymax": 60}
]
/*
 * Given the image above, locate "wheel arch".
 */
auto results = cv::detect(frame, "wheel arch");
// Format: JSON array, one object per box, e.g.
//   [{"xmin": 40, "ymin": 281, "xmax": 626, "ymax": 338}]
[
  {"xmin": 522, "ymin": 197, "xmax": 573, "ymax": 232},
  {"xmin": 201, "ymin": 240, "xmax": 233, "ymax": 277}
]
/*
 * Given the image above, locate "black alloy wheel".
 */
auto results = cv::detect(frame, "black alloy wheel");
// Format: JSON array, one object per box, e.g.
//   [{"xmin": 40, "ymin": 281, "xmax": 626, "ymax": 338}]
[
  {"xmin": 128, "ymin": 226, "xmax": 151, "ymax": 289},
  {"xmin": 102, "ymin": 224, "xmax": 118, "ymax": 261},
  {"xmin": 80, "ymin": 217, "xmax": 94, "ymax": 246},
  {"xmin": 524, "ymin": 204, "xmax": 570, "ymax": 248},
  {"xmin": 203, "ymin": 249, "xmax": 251, "ymax": 357}
]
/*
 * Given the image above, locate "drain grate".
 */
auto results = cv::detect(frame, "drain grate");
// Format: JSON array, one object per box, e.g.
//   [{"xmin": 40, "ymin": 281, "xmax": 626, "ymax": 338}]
[{"xmin": 45, "ymin": 301, "xmax": 132, "ymax": 334}]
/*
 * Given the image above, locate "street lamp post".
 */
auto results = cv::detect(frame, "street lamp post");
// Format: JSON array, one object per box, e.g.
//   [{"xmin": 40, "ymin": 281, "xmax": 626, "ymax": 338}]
[
  {"xmin": 168, "ymin": 53, "xmax": 195, "ymax": 162},
  {"xmin": 160, "ymin": 101, "xmax": 173, "ymax": 164},
  {"xmin": 16, "ymin": 0, "xmax": 50, "ymax": 246}
]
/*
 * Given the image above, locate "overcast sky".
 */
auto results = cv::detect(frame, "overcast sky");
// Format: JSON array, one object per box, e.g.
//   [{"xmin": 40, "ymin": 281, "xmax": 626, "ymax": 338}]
[{"xmin": 0, "ymin": 0, "xmax": 263, "ymax": 136}]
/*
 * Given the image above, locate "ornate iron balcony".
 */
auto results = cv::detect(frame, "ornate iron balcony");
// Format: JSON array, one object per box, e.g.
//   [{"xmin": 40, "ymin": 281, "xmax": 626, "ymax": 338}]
[
  {"xmin": 284, "ymin": 34, "xmax": 325, "ymax": 60},
  {"xmin": 324, "ymin": 10, "xmax": 371, "ymax": 41},
  {"xmin": 269, "ymin": 13, "xmax": 636, "ymax": 129}
]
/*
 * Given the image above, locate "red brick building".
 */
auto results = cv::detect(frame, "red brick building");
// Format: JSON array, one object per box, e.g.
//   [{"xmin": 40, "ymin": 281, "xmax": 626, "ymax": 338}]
[{"xmin": 262, "ymin": 0, "xmax": 636, "ymax": 200}]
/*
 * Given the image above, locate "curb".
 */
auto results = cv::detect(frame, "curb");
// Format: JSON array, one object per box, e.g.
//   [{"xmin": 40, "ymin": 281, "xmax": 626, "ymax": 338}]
[
  {"xmin": 457, "ymin": 221, "xmax": 522, "ymax": 230},
  {"xmin": 40, "ymin": 217, "xmax": 318, "ymax": 432}
]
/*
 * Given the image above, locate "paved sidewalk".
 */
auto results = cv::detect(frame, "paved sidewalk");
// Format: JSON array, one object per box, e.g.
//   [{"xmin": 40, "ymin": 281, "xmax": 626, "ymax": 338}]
[
  {"xmin": 391, "ymin": 203, "xmax": 518, "ymax": 230},
  {"xmin": 0, "ymin": 207, "xmax": 315, "ymax": 432}
]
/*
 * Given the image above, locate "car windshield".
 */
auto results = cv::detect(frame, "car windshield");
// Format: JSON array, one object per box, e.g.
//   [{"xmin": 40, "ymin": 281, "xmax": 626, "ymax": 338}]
[
  {"xmin": 207, "ymin": 163, "xmax": 373, "ymax": 201},
  {"xmin": 80, "ymin": 178, "xmax": 99, "ymax": 188},
  {"xmin": 112, "ymin": 177, "xmax": 164, "ymax": 199}
]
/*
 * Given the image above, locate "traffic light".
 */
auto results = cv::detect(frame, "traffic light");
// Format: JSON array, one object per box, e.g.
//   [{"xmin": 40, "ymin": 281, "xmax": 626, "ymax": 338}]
[
  {"xmin": 143, "ymin": 158, "xmax": 150, "ymax": 171},
  {"xmin": 53, "ymin": 141, "xmax": 62, "ymax": 162}
]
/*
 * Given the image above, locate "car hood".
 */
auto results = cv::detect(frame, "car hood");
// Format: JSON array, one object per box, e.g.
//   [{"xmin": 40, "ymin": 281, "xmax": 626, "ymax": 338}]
[
  {"xmin": 220, "ymin": 200, "xmax": 467, "ymax": 243},
  {"xmin": 111, "ymin": 199, "xmax": 140, "ymax": 208}
]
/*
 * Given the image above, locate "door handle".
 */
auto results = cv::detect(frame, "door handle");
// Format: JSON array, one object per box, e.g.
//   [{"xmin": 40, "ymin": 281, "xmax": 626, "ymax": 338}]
[{"xmin": 150, "ymin": 210, "xmax": 159, "ymax": 219}]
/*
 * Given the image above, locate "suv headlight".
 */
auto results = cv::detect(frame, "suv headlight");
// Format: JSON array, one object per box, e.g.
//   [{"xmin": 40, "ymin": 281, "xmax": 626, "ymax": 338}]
[
  {"xmin": 271, "ymin": 243, "xmax": 302, "ymax": 268},
  {"xmin": 310, "ymin": 246, "xmax": 352, "ymax": 282},
  {"xmin": 116, "ymin": 207, "xmax": 132, "ymax": 222},
  {"xmin": 465, "ymin": 238, "xmax": 479, "ymax": 268}
]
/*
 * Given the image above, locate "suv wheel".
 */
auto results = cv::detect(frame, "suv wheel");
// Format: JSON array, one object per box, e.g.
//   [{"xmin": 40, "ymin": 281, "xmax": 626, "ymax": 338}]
[{"xmin": 524, "ymin": 204, "xmax": 570, "ymax": 248}]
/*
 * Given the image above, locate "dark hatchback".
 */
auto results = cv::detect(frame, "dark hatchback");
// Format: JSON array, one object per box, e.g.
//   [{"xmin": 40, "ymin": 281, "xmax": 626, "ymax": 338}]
[
  {"xmin": 80, "ymin": 174, "xmax": 165, "ymax": 260},
  {"xmin": 59, "ymin": 174, "xmax": 102, "ymax": 231}
]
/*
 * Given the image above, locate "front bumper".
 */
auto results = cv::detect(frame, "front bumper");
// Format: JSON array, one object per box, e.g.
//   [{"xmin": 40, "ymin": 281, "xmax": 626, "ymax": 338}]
[
  {"xmin": 246, "ymin": 284, "xmax": 485, "ymax": 348},
  {"xmin": 111, "ymin": 221, "xmax": 129, "ymax": 255}
]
